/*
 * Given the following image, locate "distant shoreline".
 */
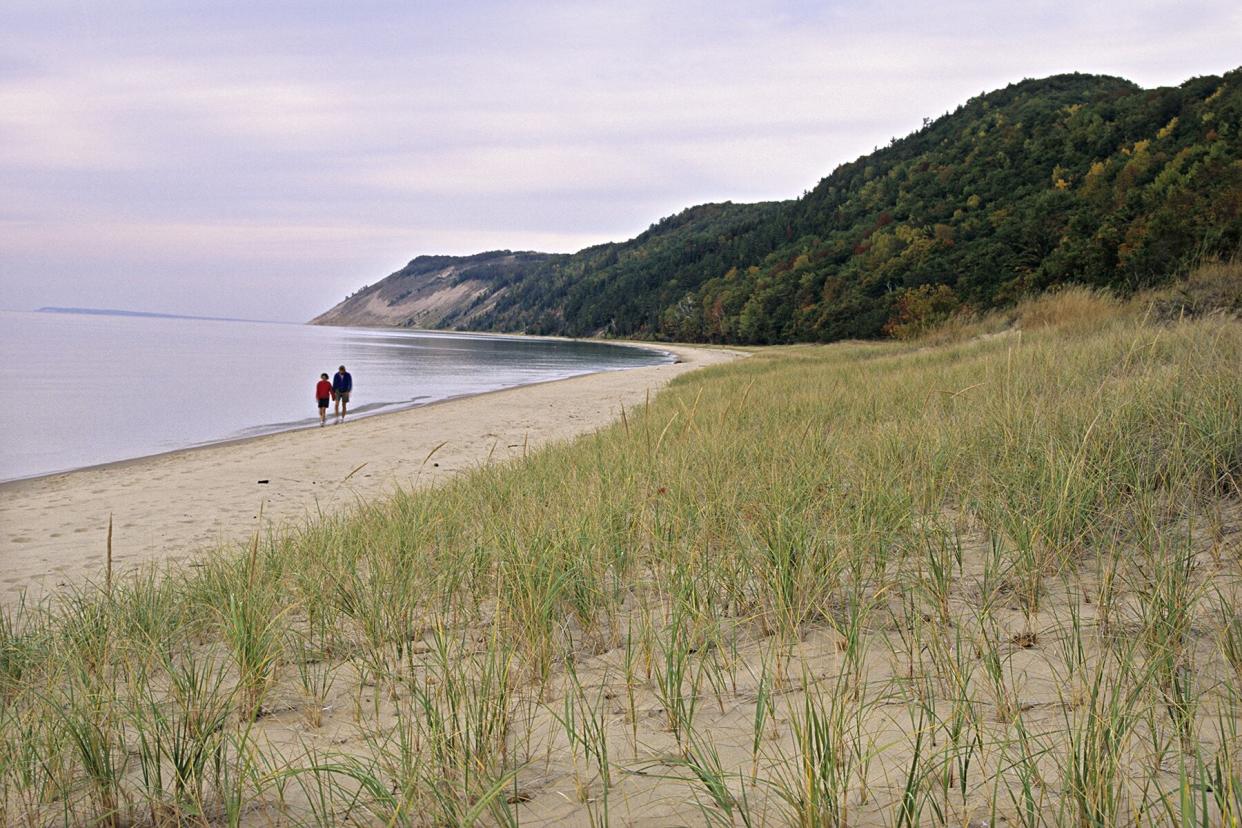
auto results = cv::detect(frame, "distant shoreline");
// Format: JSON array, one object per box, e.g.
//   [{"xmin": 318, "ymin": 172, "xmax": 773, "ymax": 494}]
[{"xmin": 32, "ymin": 306, "xmax": 290, "ymax": 325}]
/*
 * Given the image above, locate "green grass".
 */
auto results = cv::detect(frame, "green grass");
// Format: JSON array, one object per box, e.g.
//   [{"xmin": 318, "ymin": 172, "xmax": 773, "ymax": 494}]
[{"xmin": 1, "ymin": 294, "xmax": 1240, "ymax": 825}]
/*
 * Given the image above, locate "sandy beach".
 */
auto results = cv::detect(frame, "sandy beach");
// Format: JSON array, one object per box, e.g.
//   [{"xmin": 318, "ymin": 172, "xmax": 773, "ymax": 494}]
[{"xmin": 0, "ymin": 343, "xmax": 738, "ymax": 607}]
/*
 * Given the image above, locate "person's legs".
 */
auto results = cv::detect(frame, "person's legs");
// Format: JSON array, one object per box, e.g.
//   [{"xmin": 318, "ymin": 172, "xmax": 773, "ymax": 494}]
[
  {"xmin": 319, "ymin": 402, "xmax": 327, "ymax": 424},
  {"xmin": 333, "ymin": 394, "xmax": 341, "ymax": 418},
  {"xmin": 340, "ymin": 393, "xmax": 348, "ymax": 418}
]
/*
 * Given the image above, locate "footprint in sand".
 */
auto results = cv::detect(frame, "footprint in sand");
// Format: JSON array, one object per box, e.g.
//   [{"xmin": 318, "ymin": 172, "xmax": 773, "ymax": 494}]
[{"xmin": 10, "ymin": 537, "xmax": 31, "ymax": 543}]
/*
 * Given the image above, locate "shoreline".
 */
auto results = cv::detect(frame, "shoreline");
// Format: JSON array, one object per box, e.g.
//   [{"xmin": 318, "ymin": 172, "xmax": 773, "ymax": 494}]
[
  {"xmin": 0, "ymin": 324, "xmax": 679, "ymax": 488},
  {"xmin": 0, "ymin": 342, "xmax": 739, "ymax": 607},
  {"xmin": 0, "ymin": 347, "xmax": 677, "ymax": 491}
]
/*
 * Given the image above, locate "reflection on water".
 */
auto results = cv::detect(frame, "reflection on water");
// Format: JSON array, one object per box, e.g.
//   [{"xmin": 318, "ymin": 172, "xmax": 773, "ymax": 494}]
[{"xmin": 0, "ymin": 312, "xmax": 672, "ymax": 481}]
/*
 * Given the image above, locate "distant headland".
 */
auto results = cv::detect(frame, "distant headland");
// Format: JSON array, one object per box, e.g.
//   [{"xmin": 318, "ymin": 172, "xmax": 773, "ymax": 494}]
[{"xmin": 35, "ymin": 307, "xmax": 280, "ymax": 324}]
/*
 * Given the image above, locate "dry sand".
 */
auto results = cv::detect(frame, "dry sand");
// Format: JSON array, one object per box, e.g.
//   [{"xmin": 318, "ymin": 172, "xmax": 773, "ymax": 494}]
[{"xmin": 0, "ymin": 343, "xmax": 739, "ymax": 607}]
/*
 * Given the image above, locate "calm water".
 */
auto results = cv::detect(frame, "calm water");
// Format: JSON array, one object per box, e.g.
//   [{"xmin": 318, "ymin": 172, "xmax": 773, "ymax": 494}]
[{"xmin": 0, "ymin": 311, "xmax": 672, "ymax": 482}]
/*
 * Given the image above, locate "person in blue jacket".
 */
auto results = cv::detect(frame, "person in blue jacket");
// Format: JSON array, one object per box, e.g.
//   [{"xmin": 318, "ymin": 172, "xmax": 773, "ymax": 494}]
[{"xmin": 332, "ymin": 365, "xmax": 353, "ymax": 421}]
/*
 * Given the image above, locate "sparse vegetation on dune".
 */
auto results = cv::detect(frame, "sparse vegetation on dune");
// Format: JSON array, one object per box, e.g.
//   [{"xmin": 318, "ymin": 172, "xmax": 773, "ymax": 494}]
[{"xmin": 3, "ymin": 280, "xmax": 1241, "ymax": 826}]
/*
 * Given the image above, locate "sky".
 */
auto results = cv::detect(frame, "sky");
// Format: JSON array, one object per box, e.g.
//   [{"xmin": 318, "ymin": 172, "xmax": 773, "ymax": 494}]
[{"xmin": 1, "ymin": 1, "xmax": 1239, "ymax": 322}]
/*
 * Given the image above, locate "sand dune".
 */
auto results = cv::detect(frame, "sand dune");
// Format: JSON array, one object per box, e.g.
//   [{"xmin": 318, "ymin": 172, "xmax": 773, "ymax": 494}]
[{"xmin": 0, "ymin": 344, "xmax": 738, "ymax": 607}]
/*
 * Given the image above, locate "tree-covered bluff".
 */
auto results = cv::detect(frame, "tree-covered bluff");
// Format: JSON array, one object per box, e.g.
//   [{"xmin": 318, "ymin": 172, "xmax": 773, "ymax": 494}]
[{"xmin": 321, "ymin": 69, "xmax": 1242, "ymax": 343}]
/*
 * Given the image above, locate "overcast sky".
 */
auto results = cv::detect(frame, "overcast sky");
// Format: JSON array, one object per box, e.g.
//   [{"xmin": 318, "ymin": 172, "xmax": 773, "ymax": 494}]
[{"xmin": 1, "ymin": 1, "xmax": 1238, "ymax": 321}]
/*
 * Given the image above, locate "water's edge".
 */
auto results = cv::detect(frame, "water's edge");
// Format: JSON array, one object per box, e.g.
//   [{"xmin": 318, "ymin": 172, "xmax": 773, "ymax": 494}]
[{"xmin": 0, "ymin": 339, "xmax": 678, "ymax": 488}]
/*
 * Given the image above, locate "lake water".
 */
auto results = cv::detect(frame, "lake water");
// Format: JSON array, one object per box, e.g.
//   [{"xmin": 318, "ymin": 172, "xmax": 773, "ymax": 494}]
[{"xmin": 0, "ymin": 311, "xmax": 673, "ymax": 482}]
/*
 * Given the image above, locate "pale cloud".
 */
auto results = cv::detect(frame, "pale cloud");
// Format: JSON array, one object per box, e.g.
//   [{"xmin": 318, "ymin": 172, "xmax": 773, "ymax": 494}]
[
  {"xmin": 0, "ymin": 217, "xmax": 600, "ymax": 273},
  {"xmin": 0, "ymin": 0, "xmax": 1238, "ymax": 320},
  {"xmin": 0, "ymin": 80, "xmax": 143, "ymax": 170}
]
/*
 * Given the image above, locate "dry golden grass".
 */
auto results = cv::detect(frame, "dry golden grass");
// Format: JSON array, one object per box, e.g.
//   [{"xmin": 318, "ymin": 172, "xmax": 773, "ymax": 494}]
[
  {"xmin": 922, "ymin": 259, "xmax": 1241, "ymax": 346},
  {"xmin": 1014, "ymin": 285, "xmax": 1125, "ymax": 331},
  {"xmin": 1145, "ymin": 258, "xmax": 1242, "ymax": 321}
]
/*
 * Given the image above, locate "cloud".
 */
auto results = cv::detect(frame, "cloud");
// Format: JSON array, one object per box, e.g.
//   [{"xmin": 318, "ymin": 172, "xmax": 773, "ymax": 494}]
[{"xmin": 0, "ymin": 0, "xmax": 1239, "ymax": 319}]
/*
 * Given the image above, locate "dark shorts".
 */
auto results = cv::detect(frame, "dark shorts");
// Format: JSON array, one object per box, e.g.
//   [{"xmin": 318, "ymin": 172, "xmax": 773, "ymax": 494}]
[
  {"xmin": 318, "ymin": 398, "xmax": 330, "ymax": 409},
  {"xmin": 336, "ymin": 392, "xmax": 350, "ymax": 403}
]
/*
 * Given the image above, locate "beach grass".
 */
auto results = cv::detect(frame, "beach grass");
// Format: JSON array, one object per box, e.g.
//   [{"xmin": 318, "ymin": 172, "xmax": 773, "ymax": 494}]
[{"xmin": 1, "ymin": 279, "xmax": 1240, "ymax": 825}]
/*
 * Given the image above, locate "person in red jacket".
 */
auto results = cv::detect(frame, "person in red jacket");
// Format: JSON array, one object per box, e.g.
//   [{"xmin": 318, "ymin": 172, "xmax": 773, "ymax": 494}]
[{"xmin": 315, "ymin": 373, "xmax": 332, "ymax": 426}]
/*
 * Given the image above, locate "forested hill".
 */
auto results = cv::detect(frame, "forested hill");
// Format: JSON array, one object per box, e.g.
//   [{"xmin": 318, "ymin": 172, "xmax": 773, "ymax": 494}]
[{"xmin": 316, "ymin": 68, "xmax": 1242, "ymax": 343}]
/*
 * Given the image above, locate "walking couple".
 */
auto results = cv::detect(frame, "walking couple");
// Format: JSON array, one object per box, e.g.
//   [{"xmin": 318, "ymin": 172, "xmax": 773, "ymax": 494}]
[{"xmin": 315, "ymin": 365, "xmax": 353, "ymax": 426}]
